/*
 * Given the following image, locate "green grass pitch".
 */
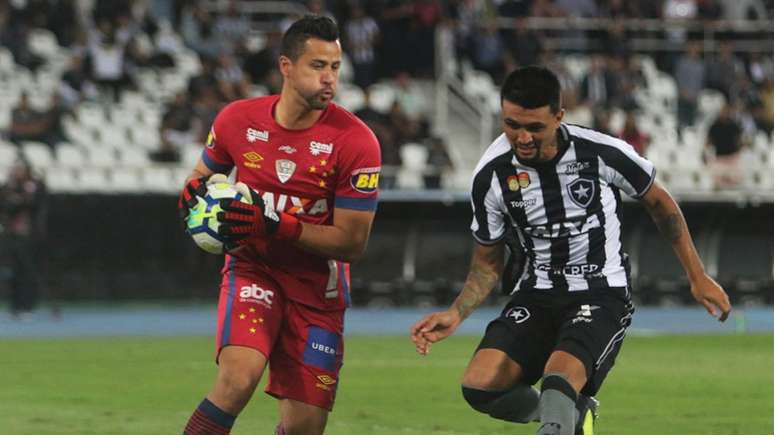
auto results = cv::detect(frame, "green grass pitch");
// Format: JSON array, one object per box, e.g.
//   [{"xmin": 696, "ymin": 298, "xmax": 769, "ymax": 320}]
[{"xmin": 2, "ymin": 334, "xmax": 773, "ymax": 434}]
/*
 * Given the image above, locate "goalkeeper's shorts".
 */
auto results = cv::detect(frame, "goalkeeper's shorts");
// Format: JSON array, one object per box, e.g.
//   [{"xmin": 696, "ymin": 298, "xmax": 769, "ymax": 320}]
[{"xmin": 215, "ymin": 267, "xmax": 345, "ymax": 411}]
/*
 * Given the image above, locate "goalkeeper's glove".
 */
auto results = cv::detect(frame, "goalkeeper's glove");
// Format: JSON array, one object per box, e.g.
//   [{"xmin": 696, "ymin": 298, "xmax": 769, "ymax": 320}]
[
  {"xmin": 177, "ymin": 173, "xmax": 229, "ymax": 230},
  {"xmin": 177, "ymin": 176, "xmax": 208, "ymax": 229},
  {"xmin": 217, "ymin": 184, "xmax": 302, "ymax": 249}
]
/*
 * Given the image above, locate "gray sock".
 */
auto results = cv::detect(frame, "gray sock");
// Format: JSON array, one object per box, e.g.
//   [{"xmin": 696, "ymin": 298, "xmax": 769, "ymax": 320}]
[
  {"xmin": 461, "ymin": 384, "xmax": 540, "ymax": 423},
  {"xmin": 537, "ymin": 374, "xmax": 578, "ymax": 435}
]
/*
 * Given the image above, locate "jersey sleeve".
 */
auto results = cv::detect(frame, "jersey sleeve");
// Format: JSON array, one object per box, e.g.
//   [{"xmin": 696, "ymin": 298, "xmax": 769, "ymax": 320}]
[
  {"xmin": 201, "ymin": 105, "xmax": 236, "ymax": 174},
  {"xmin": 597, "ymin": 138, "xmax": 656, "ymax": 198},
  {"xmin": 333, "ymin": 125, "xmax": 381, "ymax": 212},
  {"xmin": 470, "ymin": 168, "xmax": 507, "ymax": 245}
]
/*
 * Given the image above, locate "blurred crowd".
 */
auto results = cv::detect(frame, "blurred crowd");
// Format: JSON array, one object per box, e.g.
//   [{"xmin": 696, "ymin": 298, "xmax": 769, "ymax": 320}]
[{"xmin": 1, "ymin": 0, "xmax": 774, "ymax": 190}]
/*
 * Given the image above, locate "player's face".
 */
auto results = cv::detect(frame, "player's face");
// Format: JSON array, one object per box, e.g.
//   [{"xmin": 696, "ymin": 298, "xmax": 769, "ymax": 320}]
[
  {"xmin": 283, "ymin": 38, "xmax": 341, "ymax": 110},
  {"xmin": 501, "ymin": 100, "xmax": 564, "ymax": 163}
]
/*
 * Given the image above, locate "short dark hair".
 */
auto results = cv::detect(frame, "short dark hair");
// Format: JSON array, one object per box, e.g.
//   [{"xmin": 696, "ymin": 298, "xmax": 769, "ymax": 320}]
[
  {"xmin": 500, "ymin": 66, "xmax": 562, "ymax": 114},
  {"xmin": 281, "ymin": 15, "xmax": 339, "ymax": 61}
]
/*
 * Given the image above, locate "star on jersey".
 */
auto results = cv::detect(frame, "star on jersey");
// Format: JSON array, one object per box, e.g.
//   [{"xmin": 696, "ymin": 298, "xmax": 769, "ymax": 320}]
[
  {"xmin": 504, "ymin": 306, "xmax": 531, "ymax": 324},
  {"xmin": 567, "ymin": 178, "xmax": 595, "ymax": 208}
]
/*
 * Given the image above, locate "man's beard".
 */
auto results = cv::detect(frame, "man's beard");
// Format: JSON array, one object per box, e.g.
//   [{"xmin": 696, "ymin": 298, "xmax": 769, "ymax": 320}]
[{"xmin": 304, "ymin": 90, "xmax": 332, "ymax": 110}]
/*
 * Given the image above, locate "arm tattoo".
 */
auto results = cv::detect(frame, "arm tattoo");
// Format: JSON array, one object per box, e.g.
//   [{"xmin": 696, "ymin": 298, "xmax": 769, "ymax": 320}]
[
  {"xmin": 655, "ymin": 213, "xmax": 683, "ymax": 242},
  {"xmin": 453, "ymin": 260, "xmax": 499, "ymax": 320}
]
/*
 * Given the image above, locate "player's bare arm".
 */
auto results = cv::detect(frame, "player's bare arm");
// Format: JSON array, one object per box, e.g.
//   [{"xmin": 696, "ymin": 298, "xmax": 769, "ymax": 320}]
[
  {"xmin": 295, "ymin": 207, "xmax": 375, "ymax": 263},
  {"xmin": 184, "ymin": 159, "xmax": 216, "ymax": 184},
  {"xmin": 640, "ymin": 180, "xmax": 732, "ymax": 321},
  {"xmin": 410, "ymin": 242, "xmax": 505, "ymax": 355}
]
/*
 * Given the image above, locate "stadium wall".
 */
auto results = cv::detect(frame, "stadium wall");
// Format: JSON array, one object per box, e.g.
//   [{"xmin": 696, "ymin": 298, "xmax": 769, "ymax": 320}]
[{"xmin": 4, "ymin": 195, "xmax": 773, "ymax": 306}]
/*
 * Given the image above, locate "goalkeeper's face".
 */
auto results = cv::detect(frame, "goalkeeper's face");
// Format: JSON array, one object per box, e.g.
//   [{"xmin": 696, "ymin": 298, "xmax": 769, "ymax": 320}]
[{"xmin": 282, "ymin": 37, "xmax": 341, "ymax": 111}]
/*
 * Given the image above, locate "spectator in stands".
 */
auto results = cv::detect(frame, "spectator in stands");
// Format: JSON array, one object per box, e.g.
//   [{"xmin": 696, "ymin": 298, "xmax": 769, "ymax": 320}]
[
  {"xmin": 706, "ymin": 104, "xmax": 745, "ymax": 188},
  {"xmin": 8, "ymin": 93, "xmax": 48, "ymax": 147},
  {"xmin": 746, "ymin": 51, "xmax": 774, "ymax": 87},
  {"xmin": 187, "ymin": 57, "xmax": 222, "ymax": 102},
  {"xmin": 579, "ymin": 55, "xmax": 619, "ymax": 109},
  {"xmin": 85, "ymin": 20, "xmax": 135, "ymax": 102},
  {"xmin": 152, "ymin": 92, "xmax": 195, "ymax": 163},
  {"xmin": 0, "ymin": 9, "xmax": 45, "ymax": 72},
  {"xmin": 241, "ymin": 30, "xmax": 282, "ymax": 85},
  {"xmin": 213, "ymin": 0, "xmax": 250, "ymax": 54},
  {"xmin": 591, "ymin": 108, "xmax": 614, "ymax": 136},
  {"xmin": 471, "ymin": 20, "xmax": 506, "ymax": 83},
  {"xmin": 46, "ymin": 0, "xmax": 80, "ymax": 48},
  {"xmin": 215, "ymin": 54, "xmax": 250, "ymax": 101},
  {"xmin": 379, "ymin": 0, "xmax": 414, "ymax": 77},
  {"xmin": 705, "ymin": 42, "xmax": 746, "ymax": 100},
  {"xmin": 498, "ymin": 0, "xmax": 532, "ymax": 18},
  {"xmin": 355, "ymin": 90, "xmax": 401, "ymax": 188},
  {"xmin": 394, "ymin": 71, "xmax": 429, "ymax": 123},
  {"xmin": 541, "ymin": 49, "xmax": 580, "ymax": 110},
  {"xmin": 58, "ymin": 55, "xmax": 98, "ymax": 110},
  {"xmin": 756, "ymin": 77, "xmax": 774, "ymax": 135},
  {"xmin": 531, "ymin": 0, "xmax": 567, "ymax": 17},
  {"xmin": 619, "ymin": 111, "xmax": 651, "ymax": 156},
  {"xmin": 345, "ymin": 3, "xmax": 380, "ymax": 89},
  {"xmin": 674, "ymin": 42, "xmax": 705, "ymax": 133},
  {"xmin": 424, "ymin": 136, "xmax": 454, "ymax": 189},
  {"xmin": 505, "ymin": 17, "xmax": 544, "ymax": 68},
  {"xmin": 0, "ymin": 159, "xmax": 47, "ymax": 321},
  {"xmin": 411, "ymin": 0, "xmax": 444, "ymax": 76}
]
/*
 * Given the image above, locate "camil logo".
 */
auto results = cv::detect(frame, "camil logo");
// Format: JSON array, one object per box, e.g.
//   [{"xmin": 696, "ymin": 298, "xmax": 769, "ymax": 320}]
[{"xmin": 239, "ymin": 284, "xmax": 274, "ymax": 306}]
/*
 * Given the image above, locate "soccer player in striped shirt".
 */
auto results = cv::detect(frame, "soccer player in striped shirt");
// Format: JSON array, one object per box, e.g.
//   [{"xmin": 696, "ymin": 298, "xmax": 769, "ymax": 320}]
[{"xmin": 410, "ymin": 66, "xmax": 731, "ymax": 435}]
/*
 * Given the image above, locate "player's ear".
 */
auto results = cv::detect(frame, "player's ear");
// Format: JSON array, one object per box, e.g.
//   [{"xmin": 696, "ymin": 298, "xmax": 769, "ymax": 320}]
[
  {"xmin": 279, "ymin": 55, "xmax": 292, "ymax": 78},
  {"xmin": 555, "ymin": 108, "xmax": 565, "ymax": 123}
]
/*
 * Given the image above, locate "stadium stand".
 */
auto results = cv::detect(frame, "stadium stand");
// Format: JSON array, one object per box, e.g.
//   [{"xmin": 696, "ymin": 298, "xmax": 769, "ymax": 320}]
[{"xmin": 1, "ymin": 0, "xmax": 773, "ymax": 306}]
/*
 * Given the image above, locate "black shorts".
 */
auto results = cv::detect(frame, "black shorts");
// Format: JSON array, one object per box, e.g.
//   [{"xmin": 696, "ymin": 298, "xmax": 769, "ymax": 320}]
[{"xmin": 476, "ymin": 287, "xmax": 634, "ymax": 396}]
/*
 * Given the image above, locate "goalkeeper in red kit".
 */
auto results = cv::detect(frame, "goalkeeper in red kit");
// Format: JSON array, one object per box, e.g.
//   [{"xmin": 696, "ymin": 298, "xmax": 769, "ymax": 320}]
[{"xmin": 177, "ymin": 16, "xmax": 381, "ymax": 435}]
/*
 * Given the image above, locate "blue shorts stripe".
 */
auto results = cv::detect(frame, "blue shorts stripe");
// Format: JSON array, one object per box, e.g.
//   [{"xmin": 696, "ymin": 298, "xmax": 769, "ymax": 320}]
[
  {"xmin": 221, "ymin": 257, "xmax": 237, "ymax": 345},
  {"xmin": 202, "ymin": 150, "xmax": 234, "ymax": 174},
  {"xmin": 335, "ymin": 196, "xmax": 378, "ymax": 211},
  {"xmin": 338, "ymin": 261, "xmax": 351, "ymax": 307}
]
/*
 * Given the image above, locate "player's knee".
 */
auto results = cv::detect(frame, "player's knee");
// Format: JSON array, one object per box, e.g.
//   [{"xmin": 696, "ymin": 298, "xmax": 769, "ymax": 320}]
[
  {"xmin": 461, "ymin": 385, "xmax": 499, "ymax": 414},
  {"xmin": 217, "ymin": 367, "xmax": 261, "ymax": 400}
]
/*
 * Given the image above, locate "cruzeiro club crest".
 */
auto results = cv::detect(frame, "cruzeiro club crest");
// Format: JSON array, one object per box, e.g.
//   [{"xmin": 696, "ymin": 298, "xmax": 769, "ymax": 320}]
[
  {"xmin": 276, "ymin": 159, "xmax": 296, "ymax": 183},
  {"xmin": 567, "ymin": 178, "xmax": 595, "ymax": 208}
]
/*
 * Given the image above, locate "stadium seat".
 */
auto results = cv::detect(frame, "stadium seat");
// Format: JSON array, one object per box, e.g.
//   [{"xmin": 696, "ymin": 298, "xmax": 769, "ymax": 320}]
[
  {"xmin": 0, "ymin": 47, "xmax": 14, "ymax": 72},
  {"xmin": 27, "ymin": 28, "xmax": 59, "ymax": 58},
  {"xmin": 77, "ymin": 103, "xmax": 107, "ymax": 129},
  {"xmin": 0, "ymin": 165, "xmax": 8, "ymax": 184},
  {"xmin": 335, "ymin": 83, "xmax": 365, "ymax": 112},
  {"xmin": 78, "ymin": 167, "xmax": 111, "ymax": 193},
  {"xmin": 111, "ymin": 167, "xmax": 143, "ymax": 193},
  {"xmin": 397, "ymin": 143, "xmax": 429, "ymax": 189},
  {"xmin": 142, "ymin": 166, "xmax": 176, "ymax": 193},
  {"xmin": 366, "ymin": 82, "xmax": 396, "ymax": 113},
  {"xmin": 117, "ymin": 147, "xmax": 150, "ymax": 167},
  {"xmin": 21, "ymin": 141, "xmax": 54, "ymax": 169},
  {"xmin": 88, "ymin": 147, "xmax": 118, "ymax": 167},
  {"xmin": 44, "ymin": 166, "xmax": 79, "ymax": 193},
  {"xmin": 55, "ymin": 144, "xmax": 87, "ymax": 167},
  {"xmin": 0, "ymin": 141, "xmax": 19, "ymax": 166}
]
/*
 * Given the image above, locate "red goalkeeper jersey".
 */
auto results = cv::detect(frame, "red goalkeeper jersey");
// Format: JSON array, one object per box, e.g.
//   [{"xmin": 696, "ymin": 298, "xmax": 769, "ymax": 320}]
[{"xmin": 202, "ymin": 95, "xmax": 381, "ymax": 310}]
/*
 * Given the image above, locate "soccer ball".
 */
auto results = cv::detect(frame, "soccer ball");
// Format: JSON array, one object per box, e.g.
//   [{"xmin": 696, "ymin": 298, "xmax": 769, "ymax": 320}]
[{"xmin": 186, "ymin": 176, "xmax": 252, "ymax": 254}]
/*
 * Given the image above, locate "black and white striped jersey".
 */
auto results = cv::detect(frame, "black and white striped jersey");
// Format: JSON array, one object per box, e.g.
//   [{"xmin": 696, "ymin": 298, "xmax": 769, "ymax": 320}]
[{"xmin": 470, "ymin": 123, "xmax": 656, "ymax": 292}]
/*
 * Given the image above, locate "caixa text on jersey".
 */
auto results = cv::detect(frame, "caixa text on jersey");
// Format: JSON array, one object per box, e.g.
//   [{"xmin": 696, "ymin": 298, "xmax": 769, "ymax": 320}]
[{"xmin": 520, "ymin": 215, "xmax": 601, "ymax": 238}]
